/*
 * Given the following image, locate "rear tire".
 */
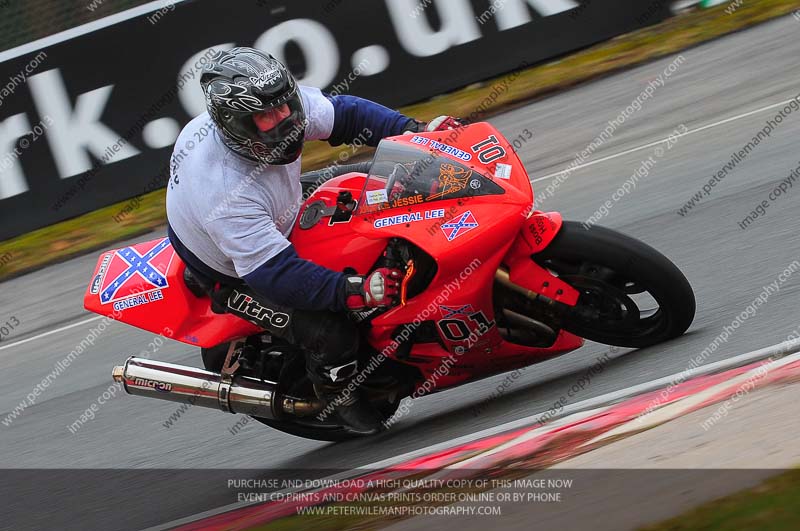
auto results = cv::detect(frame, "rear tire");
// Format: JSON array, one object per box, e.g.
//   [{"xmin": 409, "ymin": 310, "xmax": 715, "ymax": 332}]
[
  {"xmin": 201, "ymin": 342, "xmax": 399, "ymax": 441},
  {"xmin": 533, "ymin": 221, "xmax": 695, "ymax": 348},
  {"xmin": 250, "ymin": 398, "xmax": 400, "ymax": 442},
  {"xmin": 252, "ymin": 417, "xmax": 362, "ymax": 442}
]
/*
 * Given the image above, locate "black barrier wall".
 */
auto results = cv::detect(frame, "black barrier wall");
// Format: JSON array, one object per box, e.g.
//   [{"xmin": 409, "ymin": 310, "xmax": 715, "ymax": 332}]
[{"xmin": 0, "ymin": 0, "xmax": 670, "ymax": 240}]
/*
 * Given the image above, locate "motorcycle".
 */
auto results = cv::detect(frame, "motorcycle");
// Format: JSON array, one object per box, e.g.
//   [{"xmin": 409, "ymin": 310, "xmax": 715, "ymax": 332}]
[{"xmin": 84, "ymin": 122, "xmax": 695, "ymax": 440}]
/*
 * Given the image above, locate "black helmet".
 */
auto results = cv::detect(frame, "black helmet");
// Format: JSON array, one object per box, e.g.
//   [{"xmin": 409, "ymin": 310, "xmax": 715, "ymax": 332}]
[{"xmin": 200, "ymin": 47, "xmax": 306, "ymax": 165}]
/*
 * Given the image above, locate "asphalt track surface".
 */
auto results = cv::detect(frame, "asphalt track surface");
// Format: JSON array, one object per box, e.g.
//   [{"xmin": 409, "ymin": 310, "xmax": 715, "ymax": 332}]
[{"xmin": 2, "ymin": 15, "xmax": 800, "ymax": 531}]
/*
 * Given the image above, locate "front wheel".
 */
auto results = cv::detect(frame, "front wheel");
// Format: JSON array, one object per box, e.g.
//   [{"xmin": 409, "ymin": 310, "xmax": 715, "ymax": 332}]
[{"xmin": 533, "ymin": 221, "xmax": 695, "ymax": 348}]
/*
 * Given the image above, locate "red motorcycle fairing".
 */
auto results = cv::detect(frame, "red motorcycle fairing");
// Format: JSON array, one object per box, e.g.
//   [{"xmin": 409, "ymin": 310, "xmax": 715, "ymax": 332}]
[
  {"xmin": 84, "ymin": 122, "xmax": 583, "ymax": 391},
  {"xmin": 289, "ymin": 124, "xmax": 584, "ymax": 389},
  {"xmin": 506, "ymin": 211, "xmax": 579, "ymax": 306},
  {"xmin": 83, "ymin": 239, "xmax": 261, "ymax": 347}
]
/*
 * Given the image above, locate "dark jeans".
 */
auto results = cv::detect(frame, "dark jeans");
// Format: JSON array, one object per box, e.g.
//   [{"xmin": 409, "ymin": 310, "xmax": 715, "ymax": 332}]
[{"xmin": 209, "ymin": 282, "xmax": 359, "ymax": 384}]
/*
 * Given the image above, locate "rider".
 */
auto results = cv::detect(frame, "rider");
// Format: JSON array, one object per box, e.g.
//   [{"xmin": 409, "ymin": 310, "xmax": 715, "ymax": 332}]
[{"xmin": 166, "ymin": 47, "xmax": 461, "ymax": 434}]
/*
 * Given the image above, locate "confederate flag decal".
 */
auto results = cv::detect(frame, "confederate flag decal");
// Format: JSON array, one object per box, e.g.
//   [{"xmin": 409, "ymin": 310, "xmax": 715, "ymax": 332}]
[{"xmin": 99, "ymin": 238, "xmax": 173, "ymax": 304}]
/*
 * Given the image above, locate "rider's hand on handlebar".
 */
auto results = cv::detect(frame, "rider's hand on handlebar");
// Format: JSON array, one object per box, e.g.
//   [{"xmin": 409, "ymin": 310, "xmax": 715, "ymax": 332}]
[
  {"xmin": 425, "ymin": 115, "xmax": 464, "ymax": 132},
  {"xmin": 404, "ymin": 116, "xmax": 464, "ymax": 134},
  {"xmin": 345, "ymin": 268, "xmax": 403, "ymax": 310}
]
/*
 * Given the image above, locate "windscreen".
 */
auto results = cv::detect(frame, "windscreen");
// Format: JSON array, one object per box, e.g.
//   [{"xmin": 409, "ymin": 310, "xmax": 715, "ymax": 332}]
[{"xmin": 357, "ymin": 141, "xmax": 504, "ymax": 215}]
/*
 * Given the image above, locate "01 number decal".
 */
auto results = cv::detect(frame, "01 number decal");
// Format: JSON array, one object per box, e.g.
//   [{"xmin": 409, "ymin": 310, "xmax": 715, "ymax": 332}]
[
  {"xmin": 437, "ymin": 307, "xmax": 494, "ymax": 342},
  {"xmin": 470, "ymin": 135, "xmax": 506, "ymax": 164}
]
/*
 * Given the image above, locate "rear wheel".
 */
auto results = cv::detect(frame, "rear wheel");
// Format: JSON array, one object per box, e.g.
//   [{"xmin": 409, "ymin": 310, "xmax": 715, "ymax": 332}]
[
  {"xmin": 251, "ymin": 399, "xmax": 401, "ymax": 442},
  {"xmin": 532, "ymin": 221, "xmax": 695, "ymax": 348},
  {"xmin": 201, "ymin": 341, "xmax": 401, "ymax": 441}
]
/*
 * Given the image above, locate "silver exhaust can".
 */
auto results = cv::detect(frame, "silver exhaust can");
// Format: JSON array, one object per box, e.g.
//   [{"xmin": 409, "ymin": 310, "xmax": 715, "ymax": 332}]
[{"xmin": 112, "ymin": 356, "xmax": 280, "ymax": 419}]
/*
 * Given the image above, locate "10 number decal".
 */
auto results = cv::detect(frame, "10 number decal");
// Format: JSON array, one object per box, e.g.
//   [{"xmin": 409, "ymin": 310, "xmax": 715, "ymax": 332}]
[{"xmin": 471, "ymin": 129, "xmax": 533, "ymax": 163}]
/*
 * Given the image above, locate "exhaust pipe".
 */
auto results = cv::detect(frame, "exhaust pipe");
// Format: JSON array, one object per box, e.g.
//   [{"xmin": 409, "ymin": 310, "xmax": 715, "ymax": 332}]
[{"xmin": 112, "ymin": 357, "xmax": 322, "ymax": 420}]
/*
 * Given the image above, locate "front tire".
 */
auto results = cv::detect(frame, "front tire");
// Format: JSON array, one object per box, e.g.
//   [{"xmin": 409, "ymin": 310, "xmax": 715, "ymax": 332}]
[{"xmin": 533, "ymin": 221, "xmax": 695, "ymax": 348}]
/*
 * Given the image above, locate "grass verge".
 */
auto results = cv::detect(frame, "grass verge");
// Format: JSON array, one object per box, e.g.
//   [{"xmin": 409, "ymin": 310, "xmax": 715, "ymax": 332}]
[
  {"xmin": 641, "ymin": 467, "xmax": 800, "ymax": 530},
  {"xmin": 1, "ymin": 0, "xmax": 797, "ymax": 281}
]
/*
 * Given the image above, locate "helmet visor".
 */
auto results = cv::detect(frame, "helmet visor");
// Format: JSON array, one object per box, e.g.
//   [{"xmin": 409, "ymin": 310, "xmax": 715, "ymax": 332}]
[{"xmin": 231, "ymin": 94, "xmax": 306, "ymax": 163}]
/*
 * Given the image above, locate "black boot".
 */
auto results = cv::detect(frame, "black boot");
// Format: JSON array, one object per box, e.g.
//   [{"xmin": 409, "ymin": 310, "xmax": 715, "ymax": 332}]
[
  {"xmin": 313, "ymin": 362, "xmax": 384, "ymax": 435},
  {"xmin": 317, "ymin": 385, "xmax": 384, "ymax": 435}
]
